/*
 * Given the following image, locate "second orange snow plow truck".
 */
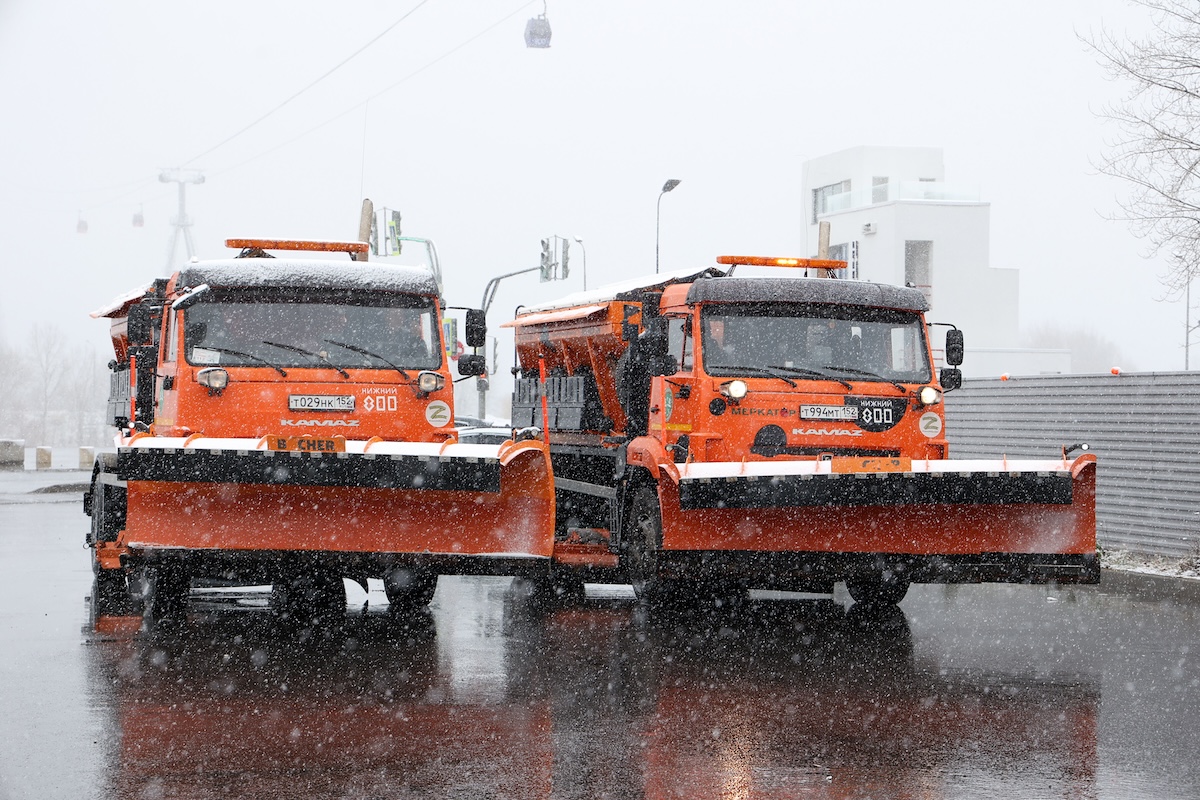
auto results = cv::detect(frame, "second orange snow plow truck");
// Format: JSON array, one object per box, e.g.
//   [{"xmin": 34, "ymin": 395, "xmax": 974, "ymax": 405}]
[
  {"xmin": 507, "ymin": 256, "xmax": 1097, "ymax": 605},
  {"xmin": 84, "ymin": 238, "xmax": 554, "ymax": 622}
]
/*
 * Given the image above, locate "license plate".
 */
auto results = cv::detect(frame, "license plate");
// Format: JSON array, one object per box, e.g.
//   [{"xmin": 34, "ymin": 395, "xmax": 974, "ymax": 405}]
[
  {"xmin": 801, "ymin": 404, "xmax": 858, "ymax": 421},
  {"xmin": 289, "ymin": 394, "xmax": 355, "ymax": 412}
]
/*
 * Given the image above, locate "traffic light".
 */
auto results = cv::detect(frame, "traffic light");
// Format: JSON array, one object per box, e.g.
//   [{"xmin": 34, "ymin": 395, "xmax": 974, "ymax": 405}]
[
  {"xmin": 386, "ymin": 211, "xmax": 402, "ymax": 255},
  {"xmin": 539, "ymin": 238, "xmax": 553, "ymax": 281},
  {"xmin": 560, "ymin": 239, "xmax": 569, "ymax": 280}
]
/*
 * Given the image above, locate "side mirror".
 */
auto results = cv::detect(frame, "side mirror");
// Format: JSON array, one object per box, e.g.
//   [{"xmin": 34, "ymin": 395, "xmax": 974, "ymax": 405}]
[
  {"xmin": 458, "ymin": 353, "xmax": 487, "ymax": 377},
  {"xmin": 945, "ymin": 328, "xmax": 964, "ymax": 366},
  {"xmin": 940, "ymin": 367, "xmax": 962, "ymax": 392},
  {"xmin": 127, "ymin": 305, "xmax": 153, "ymax": 345},
  {"xmin": 465, "ymin": 309, "xmax": 487, "ymax": 348}
]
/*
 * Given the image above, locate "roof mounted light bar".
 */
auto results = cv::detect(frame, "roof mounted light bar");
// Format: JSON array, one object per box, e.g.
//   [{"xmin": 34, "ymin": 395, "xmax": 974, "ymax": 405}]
[
  {"xmin": 225, "ymin": 238, "xmax": 369, "ymax": 256},
  {"xmin": 716, "ymin": 255, "xmax": 848, "ymax": 270}
]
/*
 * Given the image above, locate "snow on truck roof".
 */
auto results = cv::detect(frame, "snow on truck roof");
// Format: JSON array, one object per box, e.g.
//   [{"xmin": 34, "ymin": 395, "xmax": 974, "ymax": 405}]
[
  {"xmin": 519, "ymin": 267, "xmax": 727, "ymax": 313},
  {"xmin": 516, "ymin": 266, "xmax": 928, "ymax": 317},
  {"xmin": 686, "ymin": 276, "xmax": 929, "ymax": 312},
  {"xmin": 177, "ymin": 258, "xmax": 440, "ymax": 296}
]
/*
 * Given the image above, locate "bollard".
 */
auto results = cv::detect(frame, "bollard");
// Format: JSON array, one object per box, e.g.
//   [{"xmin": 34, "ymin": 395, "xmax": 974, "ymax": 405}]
[
  {"xmin": 79, "ymin": 447, "xmax": 96, "ymax": 471},
  {"xmin": 0, "ymin": 439, "xmax": 22, "ymax": 467},
  {"xmin": 35, "ymin": 446, "xmax": 52, "ymax": 470}
]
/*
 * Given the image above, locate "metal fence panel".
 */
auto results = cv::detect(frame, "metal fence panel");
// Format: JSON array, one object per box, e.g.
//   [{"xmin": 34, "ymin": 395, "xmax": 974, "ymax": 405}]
[{"xmin": 945, "ymin": 372, "xmax": 1200, "ymax": 559}]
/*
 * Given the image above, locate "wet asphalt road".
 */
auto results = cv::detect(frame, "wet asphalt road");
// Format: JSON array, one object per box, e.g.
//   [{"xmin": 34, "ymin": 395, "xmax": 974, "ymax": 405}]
[{"xmin": 3, "ymin": 473, "xmax": 1200, "ymax": 799}]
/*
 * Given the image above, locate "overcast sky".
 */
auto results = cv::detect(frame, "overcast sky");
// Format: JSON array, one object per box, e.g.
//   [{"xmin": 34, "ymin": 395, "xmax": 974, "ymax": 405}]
[{"xmin": 0, "ymin": 0, "xmax": 1178, "ymax": 386}]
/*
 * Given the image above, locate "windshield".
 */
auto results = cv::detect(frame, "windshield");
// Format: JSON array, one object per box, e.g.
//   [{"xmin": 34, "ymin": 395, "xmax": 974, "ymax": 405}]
[
  {"xmin": 183, "ymin": 291, "xmax": 442, "ymax": 371},
  {"xmin": 701, "ymin": 303, "xmax": 931, "ymax": 384}
]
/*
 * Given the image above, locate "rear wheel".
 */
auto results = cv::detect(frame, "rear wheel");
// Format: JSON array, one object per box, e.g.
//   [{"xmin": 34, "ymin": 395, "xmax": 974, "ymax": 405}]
[
  {"xmin": 271, "ymin": 567, "xmax": 347, "ymax": 625},
  {"xmin": 846, "ymin": 572, "xmax": 910, "ymax": 606},
  {"xmin": 384, "ymin": 568, "xmax": 438, "ymax": 613}
]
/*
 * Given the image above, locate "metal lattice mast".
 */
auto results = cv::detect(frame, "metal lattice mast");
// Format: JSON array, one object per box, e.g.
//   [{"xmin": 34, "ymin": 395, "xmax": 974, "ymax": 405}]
[{"xmin": 159, "ymin": 169, "xmax": 205, "ymax": 268}]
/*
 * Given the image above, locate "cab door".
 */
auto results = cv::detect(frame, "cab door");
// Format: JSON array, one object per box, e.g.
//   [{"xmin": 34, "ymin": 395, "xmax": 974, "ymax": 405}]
[{"xmin": 653, "ymin": 313, "xmax": 698, "ymax": 462}]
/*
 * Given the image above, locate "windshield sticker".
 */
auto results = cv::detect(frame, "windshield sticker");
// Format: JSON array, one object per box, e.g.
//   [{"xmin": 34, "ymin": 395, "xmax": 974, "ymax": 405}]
[{"xmin": 191, "ymin": 347, "xmax": 221, "ymax": 365}]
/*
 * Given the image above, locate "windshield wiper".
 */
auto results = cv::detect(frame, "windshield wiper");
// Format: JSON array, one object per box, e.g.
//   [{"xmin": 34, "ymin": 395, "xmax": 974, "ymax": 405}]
[
  {"xmin": 192, "ymin": 345, "xmax": 286, "ymax": 377},
  {"xmin": 714, "ymin": 366, "xmax": 796, "ymax": 387},
  {"xmin": 322, "ymin": 339, "xmax": 411, "ymax": 379},
  {"xmin": 260, "ymin": 340, "xmax": 350, "ymax": 379},
  {"xmin": 767, "ymin": 364, "xmax": 853, "ymax": 390},
  {"xmin": 822, "ymin": 365, "xmax": 907, "ymax": 394}
]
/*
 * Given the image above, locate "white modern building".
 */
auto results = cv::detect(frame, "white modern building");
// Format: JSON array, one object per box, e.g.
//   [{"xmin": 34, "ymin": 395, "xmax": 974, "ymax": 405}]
[{"xmin": 801, "ymin": 146, "xmax": 1069, "ymax": 377}]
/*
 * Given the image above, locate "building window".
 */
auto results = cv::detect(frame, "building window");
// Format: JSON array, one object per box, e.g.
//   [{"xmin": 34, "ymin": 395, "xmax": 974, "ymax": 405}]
[
  {"xmin": 904, "ymin": 240, "xmax": 933, "ymax": 304},
  {"xmin": 872, "ymin": 177, "xmax": 889, "ymax": 204},
  {"xmin": 812, "ymin": 179, "xmax": 850, "ymax": 223}
]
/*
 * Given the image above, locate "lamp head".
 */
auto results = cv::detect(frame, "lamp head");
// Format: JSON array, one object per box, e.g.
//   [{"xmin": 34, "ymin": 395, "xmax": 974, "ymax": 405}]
[{"xmin": 662, "ymin": 179, "xmax": 681, "ymax": 193}]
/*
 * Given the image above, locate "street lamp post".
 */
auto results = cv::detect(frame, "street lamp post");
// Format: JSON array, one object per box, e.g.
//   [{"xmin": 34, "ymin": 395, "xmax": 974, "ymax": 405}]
[
  {"xmin": 655, "ymin": 179, "xmax": 681, "ymax": 274},
  {"xmin": 573, "ymin": 236, "xmax": 587, "ymax": 290}
]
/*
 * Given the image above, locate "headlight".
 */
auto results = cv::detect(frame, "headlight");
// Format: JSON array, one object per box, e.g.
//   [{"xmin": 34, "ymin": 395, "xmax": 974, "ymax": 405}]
[
  {"xmin": 918, "ymin": 386, "xmax": 941, "ymax": 405},
  {"xmin": 196, "ymin": 367, "xmax": 229, "ymax": 391},
  {"xmin": 720, "ymin": 379, "xmax": 748, "ymax": 400},
  {"xmin": 417, "ymin": 371, "xmax": 445, "ymax": 393}
]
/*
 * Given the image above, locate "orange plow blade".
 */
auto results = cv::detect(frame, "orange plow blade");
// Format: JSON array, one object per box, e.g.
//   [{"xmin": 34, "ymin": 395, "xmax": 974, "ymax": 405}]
[
  {"xmin": 117, "ymin": 437, "xmax": 556, "ymax": 574},
  {"xmin": 656, "ymin": 454, "xmax": 1098, "ymax": 586}
]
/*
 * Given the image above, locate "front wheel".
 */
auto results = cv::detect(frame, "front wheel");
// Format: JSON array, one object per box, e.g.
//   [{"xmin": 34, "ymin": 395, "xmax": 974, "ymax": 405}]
[
  {"xmin": 271, "ymin": 567, "xmax": 347, "ymax": 625},
  {"xmin": 92, "ymin": 568, "xmax": 136, "ymax": 615},
  {"xmin": 845, "ymin": 573, "xmax": 910, "ymax": 606},
  {"xmin": 624, "ymin": 484, "xmax": 678, "ymax": 605},
  {"xmin": 143, "ymin": 566, "xmax": 191, "ymax": 624},
  {"xmin": 384, "ymin": 568, "xmax": 438, "ymax": 613}
]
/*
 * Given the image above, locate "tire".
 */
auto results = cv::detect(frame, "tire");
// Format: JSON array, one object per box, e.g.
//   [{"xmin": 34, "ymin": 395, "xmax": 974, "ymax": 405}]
[
  {"xmin": 144, "ymin": 566, "xmax": 191, "ymax": 624},
  {"xmin": 92, "ymin": 568, "xmax": 135, "ymax": 615},
  {"xmin": 271, "ymin": 567, "xmax": 347, "ymax": 625},
  {"xmin": 86, "ymin": 454, "xmax": 126, "ymax": 546},
  {"xmin": 523, "ymin": 567, "xmax": 587, "ymax": 609},
  {"xmin": 624, "ymin": 484, "xmax": 681, "ymax": 605},
  {"xmin": 845, "ymin": 572, "xmax": 910, "ymax": 606},
  {"xmin": 383, "ymin": 568, "xmax": 438, "ymax": 613}
]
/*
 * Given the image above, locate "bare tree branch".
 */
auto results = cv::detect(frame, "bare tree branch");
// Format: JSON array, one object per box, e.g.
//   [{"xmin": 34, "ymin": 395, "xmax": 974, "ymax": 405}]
[{"xmin": 1083, "ymin": 0, "xmax": 1200, "ymax": 293}]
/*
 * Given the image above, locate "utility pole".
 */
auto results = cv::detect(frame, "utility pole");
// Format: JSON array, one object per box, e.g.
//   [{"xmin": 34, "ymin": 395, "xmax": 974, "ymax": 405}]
[{"xmin": 160, "ymin": 169, "xmax": 205, "ymax": 268}]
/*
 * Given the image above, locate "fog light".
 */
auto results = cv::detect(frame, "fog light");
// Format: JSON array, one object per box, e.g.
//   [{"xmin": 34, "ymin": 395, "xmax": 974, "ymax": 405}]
[
  {"xmin": 720, "ymin": 379, "xmax": 748, "ymax": 400},
  {"xmin": 918, "ymin": 386, "xmax": 941, "ymax": 406},
  {"xmin": 417, "ymin": 371, "xmax": 445, "ymax": 393},
  {"xmin": 197, "ymin": 367, "xmax": 229, "ymax": 391}
]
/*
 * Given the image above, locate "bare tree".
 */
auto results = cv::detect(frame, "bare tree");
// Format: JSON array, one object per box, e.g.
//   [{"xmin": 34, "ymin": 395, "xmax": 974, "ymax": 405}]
[
  {"xmin": 1085, "ymin": 1, "xmax": 1200, "ymax": 294},
  {"xmin": 27, "ymin": 323, "xmax": 66, "ymax": 445}
]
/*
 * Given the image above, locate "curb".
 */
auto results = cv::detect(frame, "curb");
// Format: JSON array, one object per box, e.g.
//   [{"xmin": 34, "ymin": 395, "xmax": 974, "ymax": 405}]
[{"xmin": 1098, "ymin": 568, "xmax": 1200, "ymax": 604}]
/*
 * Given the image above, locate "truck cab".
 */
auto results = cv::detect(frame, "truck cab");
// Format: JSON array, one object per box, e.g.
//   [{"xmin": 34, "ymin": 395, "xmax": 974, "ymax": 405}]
[{"xmin": 650, "ymin": 274, "xmax": 953, "ymax": 467}]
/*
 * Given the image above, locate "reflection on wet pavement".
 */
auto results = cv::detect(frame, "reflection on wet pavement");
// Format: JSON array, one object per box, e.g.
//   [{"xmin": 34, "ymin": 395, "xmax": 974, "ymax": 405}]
[{"xmin": 84, "ymin": 578, "xmax": 1100, "ymax": 799}]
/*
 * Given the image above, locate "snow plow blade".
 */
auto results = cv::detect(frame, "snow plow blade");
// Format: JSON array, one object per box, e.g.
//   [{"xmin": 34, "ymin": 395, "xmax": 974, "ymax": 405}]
[
  {"xmin": 115, "ymin": 436, "xmax": 556, "ymax": 575},
  {"xmin": 656, "ymin": 454, "xmax": 1098, "ymax": 586}
]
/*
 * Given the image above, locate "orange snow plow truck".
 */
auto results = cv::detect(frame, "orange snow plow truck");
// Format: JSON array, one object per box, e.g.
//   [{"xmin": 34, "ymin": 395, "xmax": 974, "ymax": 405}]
[
  {"xmin": 84, "ymin": 238, "xmax": 554, "ymax": 623},
  {"xmin": 506, "ymin": 256, "xmax": 1097, "ymax": 606}
]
